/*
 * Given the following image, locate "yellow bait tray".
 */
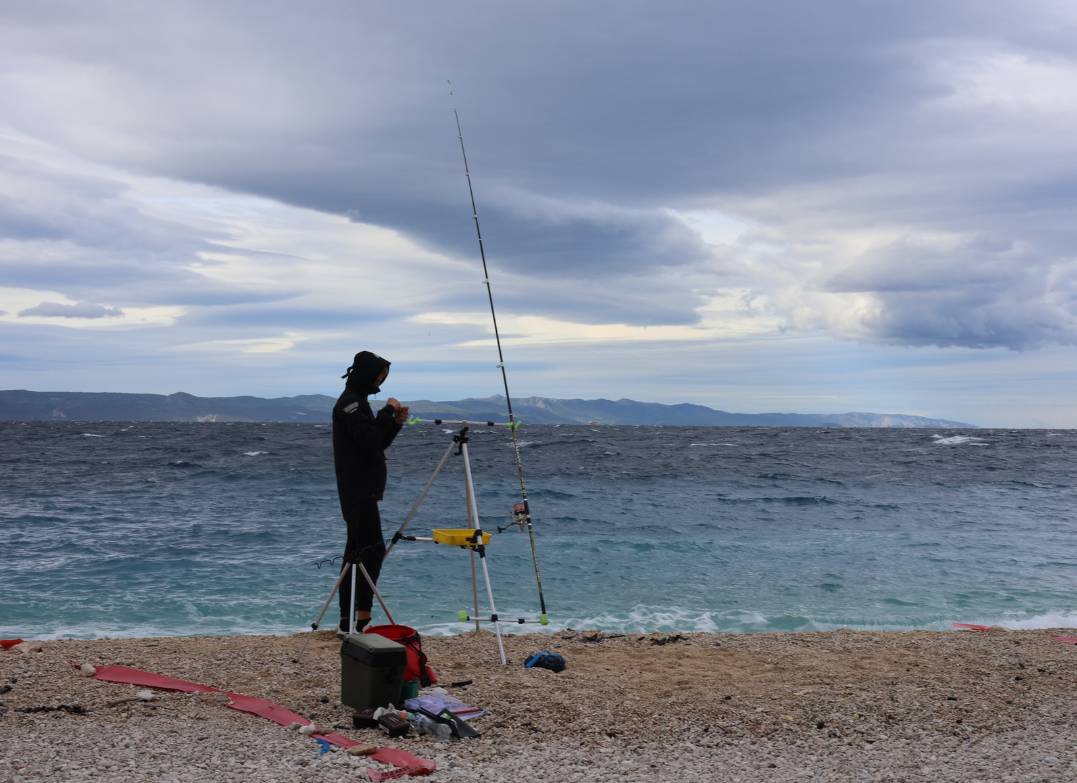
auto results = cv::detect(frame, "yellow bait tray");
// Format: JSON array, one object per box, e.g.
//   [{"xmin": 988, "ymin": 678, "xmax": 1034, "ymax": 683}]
[{"xmin": 432, "ymin": 528, "xmax": 491, "ymax": 548}]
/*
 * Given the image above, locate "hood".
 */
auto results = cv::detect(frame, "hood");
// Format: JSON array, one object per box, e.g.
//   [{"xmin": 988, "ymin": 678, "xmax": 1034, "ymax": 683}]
[{"xmin": 342, "ymin": 350, "xmax": 390, "ymax": 396}]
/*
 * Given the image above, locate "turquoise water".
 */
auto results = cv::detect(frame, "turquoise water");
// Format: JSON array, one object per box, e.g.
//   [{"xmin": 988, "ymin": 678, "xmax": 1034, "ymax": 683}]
[{"xmin": 1, "ymin": 423, "xmax": 1074, "ymax": 639}]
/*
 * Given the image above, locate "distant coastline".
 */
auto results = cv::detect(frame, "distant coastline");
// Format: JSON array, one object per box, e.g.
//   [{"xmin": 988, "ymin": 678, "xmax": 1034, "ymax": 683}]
[{"xmin": 0, "ymin": 389, "xmax": 975, "ymax": 428}]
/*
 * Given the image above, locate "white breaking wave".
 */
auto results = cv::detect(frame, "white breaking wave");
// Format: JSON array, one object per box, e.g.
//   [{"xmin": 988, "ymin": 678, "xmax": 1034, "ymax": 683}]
[
  {"xmin": 14, "ymin": 606, "xmax": 1075, "ymax": 641},
  {"xmin": 243, "ymin": 451, "xmax": 268, "ymax": 457},
  {"xmin": 932, "ymin": 434, "xmax": 988, "ymax": 446},
  {"xmin": 81, "ymin": 433, "xmax": 106, "ymax": 438},
  {"xmin": 14, "ymin": 619, "xmax": 310, "ymax": 641},
  {"xmin": 417, "ymin": 604, "xmax": 1077, "ymax": 637},
  {"xmin": 417, "ymin": 605, "xmax": 780, "ymax": 636},
  {"xmin": 946, "ymin": 611, "xmax": 1077, "ymax": 631}
]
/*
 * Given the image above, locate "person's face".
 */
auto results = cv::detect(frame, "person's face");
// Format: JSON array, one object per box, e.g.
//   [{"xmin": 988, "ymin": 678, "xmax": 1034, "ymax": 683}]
[{"xmin": 376, "ymin": 367, "xmax": 389, "ymax": 387}]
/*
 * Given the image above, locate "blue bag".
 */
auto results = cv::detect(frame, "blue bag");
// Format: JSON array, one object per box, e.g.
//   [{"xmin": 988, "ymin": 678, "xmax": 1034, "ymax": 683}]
[{"xmin": 523, "ymin": 650, "xmax": 566, "ymax": 672}]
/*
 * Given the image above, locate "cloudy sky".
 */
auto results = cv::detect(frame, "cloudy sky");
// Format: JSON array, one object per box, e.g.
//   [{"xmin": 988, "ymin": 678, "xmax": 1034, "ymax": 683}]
[{"xmin": 2, "ymin": 1, "xmax": 1076, "ymax": 427}]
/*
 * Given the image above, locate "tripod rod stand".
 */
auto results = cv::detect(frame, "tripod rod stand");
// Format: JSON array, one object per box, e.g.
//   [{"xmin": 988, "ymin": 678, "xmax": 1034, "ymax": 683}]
[{"xmin": 304, "ymin": 426, "xmax": 507, "ymax": 665}]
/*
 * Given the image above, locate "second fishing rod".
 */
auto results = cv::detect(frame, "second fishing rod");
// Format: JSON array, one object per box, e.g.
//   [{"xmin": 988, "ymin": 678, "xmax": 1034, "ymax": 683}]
[{"xmin": 451, "ymin": 97, "xmax": 549, "ymax": 625}]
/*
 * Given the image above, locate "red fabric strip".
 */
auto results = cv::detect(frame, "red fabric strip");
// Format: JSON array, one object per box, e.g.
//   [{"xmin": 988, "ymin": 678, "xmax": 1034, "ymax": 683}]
[
  {"xmin": 88, "ymin": 663, "xmax": 435, "ymax": 777},
  {"xmin": 1, "ymin": 639, "xmax": 24, "ymax": 649},
  {"xmin": 91, "ymin": 665, "xmax": 219, "ymax": 693},
  {"xmin": 368, "ymin": 748, "xmax": 436, "ymax": 777},
  {"xmin": 225, "ymin": 692, "xmax": 309, "ymax": 726}
]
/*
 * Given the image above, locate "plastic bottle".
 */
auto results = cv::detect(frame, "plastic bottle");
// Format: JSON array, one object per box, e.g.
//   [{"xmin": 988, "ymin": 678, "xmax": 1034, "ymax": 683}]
[{"xmin": 409, "ymin": 713, "xmax": 452, "ymax": 742}]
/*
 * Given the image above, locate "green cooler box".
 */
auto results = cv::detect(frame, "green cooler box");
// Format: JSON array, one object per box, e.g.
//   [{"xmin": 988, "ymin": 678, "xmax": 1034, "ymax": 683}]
[{"xmin": 340, "ymin": 632, "xmax": 407, "ymax": 710}]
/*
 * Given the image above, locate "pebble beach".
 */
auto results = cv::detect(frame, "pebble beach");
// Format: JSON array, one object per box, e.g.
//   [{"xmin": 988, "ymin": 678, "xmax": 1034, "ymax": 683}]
[{"xmin": 2, "ymin": 628, "xmax": 1075, "ymax": 782}]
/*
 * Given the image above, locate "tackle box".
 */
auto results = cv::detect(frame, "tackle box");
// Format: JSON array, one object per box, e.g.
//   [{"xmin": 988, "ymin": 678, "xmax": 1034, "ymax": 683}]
[{"xmin": 340, "ymin": 632, "xmax": 407, "ymax": 710}]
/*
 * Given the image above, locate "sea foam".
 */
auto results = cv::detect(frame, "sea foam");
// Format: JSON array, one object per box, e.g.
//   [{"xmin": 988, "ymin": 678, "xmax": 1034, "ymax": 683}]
[{"xmin": 932, "ymin": 434, "xmax": 987, "ymax": 446}]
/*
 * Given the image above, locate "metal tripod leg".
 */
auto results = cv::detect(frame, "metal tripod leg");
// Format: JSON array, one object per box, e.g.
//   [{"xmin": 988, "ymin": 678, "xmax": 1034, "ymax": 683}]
[
  {"xmin": 465, "ymin": 463, "xmax": 481, "ymax": 633},
  {"xmin": 307, "ymin": 558, "xmax": 396, "ymax": 637},
  {"xmin": 348, "ymin": 564, "xmax": 358, "ymax": 634},
  {"xmin": 462, "ymin": 440, "xmax": 506, "ymax": 665},
  {"xmin": 308, "ymin": 563, "xmax": 352, "ymax": 632},
  {"xmin": 356, "ymin": 561, "xmax": 396, "ymax": 626},
  {"xmin": 385, "ymin": 440, "xmax": 456, "ymax": 557}
]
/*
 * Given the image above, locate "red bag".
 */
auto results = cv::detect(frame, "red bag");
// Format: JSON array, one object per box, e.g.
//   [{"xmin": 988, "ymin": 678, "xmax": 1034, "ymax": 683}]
[{"xmin": 365, "ymin": 625, "xmax": 437, "ymax": 686}]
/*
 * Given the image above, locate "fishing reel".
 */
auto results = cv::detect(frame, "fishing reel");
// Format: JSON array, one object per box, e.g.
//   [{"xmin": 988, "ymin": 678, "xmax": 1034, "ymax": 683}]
[{"xmin": 496, "ymin": 501, "xmax": 531, "ymax": 533}]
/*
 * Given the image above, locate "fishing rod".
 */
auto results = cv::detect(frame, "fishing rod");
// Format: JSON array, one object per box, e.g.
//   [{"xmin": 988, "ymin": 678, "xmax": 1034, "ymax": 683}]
[{"xmin": 451, "ymin": 85, "xmax": 549, "ymax": 625}]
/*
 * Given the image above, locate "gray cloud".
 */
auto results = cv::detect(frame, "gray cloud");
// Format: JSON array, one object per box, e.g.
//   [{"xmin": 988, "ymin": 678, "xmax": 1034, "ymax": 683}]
[
  {"xmin": 827, "ymin": 236, "xmax": 1020, "ymax": 295},
  {"xmin": 19, "ymin": 300, "xmax": 123, "ymax": 318},
  {"xmin": 859, "ymin": 293, "xmax": 1073, "ymax": 350},
  {"xmin": 181, "ymin": 304, "xmax": 398, "ymax": 330},
  {"xmin": 2, "ymin": 0, "xmax": 1077, "ymax": 399}
]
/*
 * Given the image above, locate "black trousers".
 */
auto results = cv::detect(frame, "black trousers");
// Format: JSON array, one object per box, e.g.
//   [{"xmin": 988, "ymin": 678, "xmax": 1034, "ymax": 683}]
[{"xmin": 339, "ymin": 499, "xmax": 386, "ymax": 619}]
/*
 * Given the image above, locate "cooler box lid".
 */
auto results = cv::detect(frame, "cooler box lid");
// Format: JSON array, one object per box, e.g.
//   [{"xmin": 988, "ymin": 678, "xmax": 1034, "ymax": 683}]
[{"xmin": 340, "ymin": 632, "xmax": 407, "ymax": 665}]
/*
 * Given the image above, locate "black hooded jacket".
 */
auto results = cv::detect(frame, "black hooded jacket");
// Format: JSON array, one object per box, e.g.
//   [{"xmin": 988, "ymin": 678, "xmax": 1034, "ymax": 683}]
[{"xmin": 332, "ymin": 351, "xmax": 402, "ymax": 513}]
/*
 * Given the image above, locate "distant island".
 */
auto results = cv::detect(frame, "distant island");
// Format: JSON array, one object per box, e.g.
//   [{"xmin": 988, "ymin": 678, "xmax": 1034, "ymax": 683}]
[{"xmin": 0, "ymin": 390, "xmax": 975, "ymax": 428}]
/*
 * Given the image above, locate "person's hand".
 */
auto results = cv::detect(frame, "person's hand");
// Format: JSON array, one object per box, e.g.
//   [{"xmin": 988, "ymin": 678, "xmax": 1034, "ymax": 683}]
[
  {"xmin": 386, "ymin": 397, "xmax": 401, "ymax": 412},
  {"xmin": 394, "ymin": 405, "xmax": 409, "ymax": 424}
]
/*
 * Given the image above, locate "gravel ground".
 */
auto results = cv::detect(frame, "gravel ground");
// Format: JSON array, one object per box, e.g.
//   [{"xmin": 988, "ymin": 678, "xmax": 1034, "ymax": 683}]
[{"xmin": 2, "ymin": 628, "xmax": 1075, "ymax": 782}]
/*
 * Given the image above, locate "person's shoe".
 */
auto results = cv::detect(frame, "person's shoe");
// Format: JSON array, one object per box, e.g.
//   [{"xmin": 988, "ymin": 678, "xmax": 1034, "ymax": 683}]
[{"xmin": 336, "ymin": 618, "xmax": 370, "ymax": 637}]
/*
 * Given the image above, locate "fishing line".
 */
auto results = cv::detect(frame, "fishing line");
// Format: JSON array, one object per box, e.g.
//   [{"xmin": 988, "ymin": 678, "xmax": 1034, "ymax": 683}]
[{"xmin": 450, "ymin": 83, "xmax": 549, "ymax": 624}]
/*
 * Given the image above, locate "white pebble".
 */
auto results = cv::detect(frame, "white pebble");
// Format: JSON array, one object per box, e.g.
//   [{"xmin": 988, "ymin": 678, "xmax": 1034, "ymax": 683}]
[
  {"xmin": 298, "ymin": 724, "xmax": 319, "ymax": 736},
  {"xmin": 137, "ymin": 690, "xmax": 155, "ymax": 701},
  {"xmin": 79, "ymin": 664, "xmax": 97, "ymax": 677}
]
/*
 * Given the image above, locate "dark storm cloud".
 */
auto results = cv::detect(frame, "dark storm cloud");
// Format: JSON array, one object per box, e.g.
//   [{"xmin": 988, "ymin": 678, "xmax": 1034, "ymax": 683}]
[{"xmin": 216, "ymin": 172, "xmax": 712, "ymax": 279}]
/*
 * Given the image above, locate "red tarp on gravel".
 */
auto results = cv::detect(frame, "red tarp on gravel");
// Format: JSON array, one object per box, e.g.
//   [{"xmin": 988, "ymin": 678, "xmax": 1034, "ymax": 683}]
[{"xmin": 88, "ymin": 664, "xmax": 435, "ymax": 780}]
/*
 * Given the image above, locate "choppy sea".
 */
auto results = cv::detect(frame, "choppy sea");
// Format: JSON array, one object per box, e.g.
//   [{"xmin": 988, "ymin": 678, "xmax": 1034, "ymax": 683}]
[{"xmin": 1, "ymin": 422, "xmax": 1075, "ymax": 640}]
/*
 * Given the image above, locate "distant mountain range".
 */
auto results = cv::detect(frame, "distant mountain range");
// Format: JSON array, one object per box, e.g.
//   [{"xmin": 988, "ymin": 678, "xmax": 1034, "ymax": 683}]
[{"xmin": 0, "ymin": 390, "xmax": 975, "ymax": 428}]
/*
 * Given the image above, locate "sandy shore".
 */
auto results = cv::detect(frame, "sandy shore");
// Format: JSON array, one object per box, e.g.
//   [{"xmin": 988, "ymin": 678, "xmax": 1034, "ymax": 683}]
[{"xmin": 2, "ymin": 628, "xmax": 1075, "ymax": 782}]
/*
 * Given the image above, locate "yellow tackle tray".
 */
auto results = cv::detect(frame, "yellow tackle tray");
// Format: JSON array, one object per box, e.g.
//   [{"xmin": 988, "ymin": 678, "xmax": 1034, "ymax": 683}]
[{"xmin": 432, "ymin": 528, "xmax": 492, "ymax": 548}]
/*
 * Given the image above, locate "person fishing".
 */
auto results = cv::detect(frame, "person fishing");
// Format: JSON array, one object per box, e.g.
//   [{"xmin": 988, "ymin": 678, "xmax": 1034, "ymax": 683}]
[{"xmin": 333, "ymin": 350, "xmax": 408, "ymax": 634}]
